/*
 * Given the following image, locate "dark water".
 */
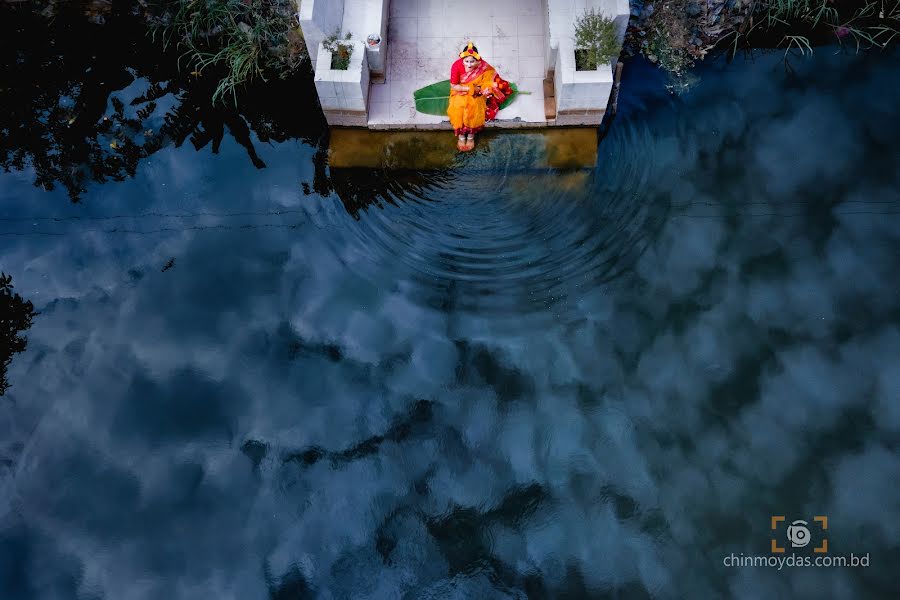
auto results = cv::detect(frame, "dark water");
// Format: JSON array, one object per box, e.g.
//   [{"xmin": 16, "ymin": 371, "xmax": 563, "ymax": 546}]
[{"xmin": 1, "ymin": 7, "xmax": 899, "ymax": 599}]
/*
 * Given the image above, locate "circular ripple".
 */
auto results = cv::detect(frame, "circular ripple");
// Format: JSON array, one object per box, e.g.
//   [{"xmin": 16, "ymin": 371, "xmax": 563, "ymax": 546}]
[{"xmin": 329, "ymin": 125, "xmax": 667, "ymax": 326}]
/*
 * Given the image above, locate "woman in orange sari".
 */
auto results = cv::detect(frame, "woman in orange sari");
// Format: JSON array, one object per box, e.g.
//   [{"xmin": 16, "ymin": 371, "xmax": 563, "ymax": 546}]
[{"xmin": 448, "ymin": 42, "xmax": 509, "ymax": 152}]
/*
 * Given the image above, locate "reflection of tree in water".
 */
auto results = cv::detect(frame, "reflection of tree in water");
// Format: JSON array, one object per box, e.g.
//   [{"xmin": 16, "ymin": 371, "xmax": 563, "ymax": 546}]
[
  {"xmin": 312, "ymin": 166, "xmax": 454, "ymax": 220},
  {"xmin": 0, "ymin": 1, "xmax": 324, "ymax": 202},
  {"xmin": 306, "ymin": 131, "xmax": 457, "ymax": 219},
  {"xmin": 0, "ymin": 273, "xmax": 38, "ymax": 396}
]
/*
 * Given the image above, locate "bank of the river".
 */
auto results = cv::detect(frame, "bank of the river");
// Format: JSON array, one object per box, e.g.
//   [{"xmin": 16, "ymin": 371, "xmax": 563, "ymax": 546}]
[
  {"xmin": 8, "ymin": 0, "xmax": 898, "ymax": 103},
  {"xmin": 625, "ymin": 0, "xmax": 900, "ymax": 85},
  {"xmin": 4, "ymin": 0, "xmax": 306, "ymax": 103}
]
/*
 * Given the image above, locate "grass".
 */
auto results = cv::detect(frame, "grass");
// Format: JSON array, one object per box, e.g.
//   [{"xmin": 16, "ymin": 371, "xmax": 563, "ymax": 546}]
[
  {"xmin": 754, "ymin": 0, "xmax": 900, "ymax": 60},
  {"xmin": 631, "ymin": 0, "xmax": 899, "ymax": 80},
  {"xmin": 153, "ymin": 0, "xmax": 304, "ymax": 104}
]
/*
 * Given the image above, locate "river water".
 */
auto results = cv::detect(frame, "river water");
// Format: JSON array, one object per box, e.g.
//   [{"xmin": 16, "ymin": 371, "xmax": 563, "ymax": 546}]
[{"xmin": 0, "ymin": 8, "xmax": 898, "ymax": 599}]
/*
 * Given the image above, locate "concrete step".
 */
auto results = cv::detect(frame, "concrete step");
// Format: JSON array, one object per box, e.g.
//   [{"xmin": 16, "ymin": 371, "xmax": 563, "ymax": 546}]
[
  {"xmin": 543, "ymin": 78, "xmax": 555, "ymax": 98},
  {"xmin": 328, "ymin": 128, "xmax": 598, "ymax": 170},
  {"xmin": 544, "ymin": 96, "xmax": 557, "ymax": 121}
]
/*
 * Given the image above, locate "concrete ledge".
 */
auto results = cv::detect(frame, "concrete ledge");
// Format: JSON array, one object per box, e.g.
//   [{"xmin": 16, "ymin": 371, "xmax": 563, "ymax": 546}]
[
  {"xmin": 554, "ymin": 109, "xmax": 605, "ymax": 126},
  {"xmin": 555, "ymin": 109, "xmax": 605, "ymax": 115},
  {"xmin": 323, "ymin": 110, "xmax": 369, "ymax": 127},
  {"xmin": 366, "ymin": 119, "xmax": 551, "ymax": 131},
  {"xmin": 328, "ymin": 128, "xmax": 599, "ymax": 169}
]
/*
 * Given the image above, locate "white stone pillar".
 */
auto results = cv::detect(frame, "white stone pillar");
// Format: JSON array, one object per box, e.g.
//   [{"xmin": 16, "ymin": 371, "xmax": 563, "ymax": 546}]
[
  {"xmin": 315, "ymin": 40, "xmax": 370, "ymax": 127},
  {"xmin": 553, "ymin": 39, "xmax": 613, "ymax": 126}
]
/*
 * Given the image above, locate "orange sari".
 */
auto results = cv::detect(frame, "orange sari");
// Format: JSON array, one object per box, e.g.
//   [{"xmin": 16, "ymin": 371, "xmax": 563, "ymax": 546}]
[{"xmin": 447, "ymin": 60, "xmax": 496, "ymax": 136}]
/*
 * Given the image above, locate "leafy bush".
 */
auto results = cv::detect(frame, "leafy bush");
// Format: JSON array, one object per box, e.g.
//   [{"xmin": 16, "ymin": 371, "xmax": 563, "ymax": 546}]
[
  {"xmin": 623, "ymin": 0, "xmax": 899, "ymax": 84},
  {"xmin": 323, "ymin": 30, "xmax": 354, "ymax": 70},
  {"xmin": 645, "ymin": 0, "xmax": 696, "ymax": 78},
  {"xmin": 153, "ymin": 0, "xmax": 305, "ymax": 104},
  {"xmin": 574, "ymin": 8, "xmax": 619, "ymax": 70}
]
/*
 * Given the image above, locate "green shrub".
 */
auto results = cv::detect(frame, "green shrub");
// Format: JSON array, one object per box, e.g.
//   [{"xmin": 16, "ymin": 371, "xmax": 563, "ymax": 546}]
[
  {"xmin": 647, "ymin": 27, "xmax": 694, "ymax": 78},
  {"xmin": 323, "ymin": 30, "xmax": 354, "ymax": 70},
  {"xmin": 574, "ymin": 8, "xmax": 619, "ymax": 70},
  {"xmin": 645, "ymin": 0, "xmax": 695, "ymax": 78},
  {"xmin": 153, "ymin": 0, "xmax": 305, "ymax": 104}
]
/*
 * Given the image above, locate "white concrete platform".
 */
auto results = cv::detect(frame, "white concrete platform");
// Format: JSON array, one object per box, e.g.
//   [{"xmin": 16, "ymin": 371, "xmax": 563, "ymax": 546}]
[
  {"xmin": 300, "ymin": 0, "xmax": 629, "ymax": 129},
  {"xmin": 367, "ymin": 0, "xmax": 549, "ymax": 129}
]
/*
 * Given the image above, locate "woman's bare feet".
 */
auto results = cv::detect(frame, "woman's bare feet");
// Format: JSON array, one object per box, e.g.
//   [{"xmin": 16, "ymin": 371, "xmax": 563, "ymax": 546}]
[
  {"xmin": 457, "ymin": 135, "xmax": 467, "ymax": 152},
  {"xmin": 465, "ymin": 134, "xmax": 475, "ymax": 151}
]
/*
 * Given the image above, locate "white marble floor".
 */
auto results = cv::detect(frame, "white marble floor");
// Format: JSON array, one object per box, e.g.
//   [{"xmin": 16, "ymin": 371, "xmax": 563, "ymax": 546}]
[{"xmin": 367, "ymin": 0, "xmax": 548, "ymax": 128}]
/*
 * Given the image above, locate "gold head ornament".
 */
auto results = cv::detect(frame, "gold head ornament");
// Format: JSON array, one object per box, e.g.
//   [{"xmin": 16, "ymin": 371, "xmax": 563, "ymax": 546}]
[{"xmin": 458, "ymin": 42, "xmax": 481, "ymax": 61}]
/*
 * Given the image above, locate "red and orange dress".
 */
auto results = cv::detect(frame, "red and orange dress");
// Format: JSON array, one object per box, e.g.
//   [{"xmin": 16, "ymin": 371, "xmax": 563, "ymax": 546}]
[{"xmin": 447, "ymin": 54, "xmax": 512, "ymax": 137}]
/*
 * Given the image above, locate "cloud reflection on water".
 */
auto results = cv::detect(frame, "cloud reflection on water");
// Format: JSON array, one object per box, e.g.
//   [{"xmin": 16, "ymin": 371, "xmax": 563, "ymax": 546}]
[{"xmin": 1, "ymin": 49, "xmax": 899, "ymax": 599}]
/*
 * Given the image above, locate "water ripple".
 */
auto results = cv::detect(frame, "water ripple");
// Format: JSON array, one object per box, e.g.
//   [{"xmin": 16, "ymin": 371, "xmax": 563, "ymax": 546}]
[{"xmin": 330, "ymin": 126, "xmax": 666, "ymax": 325}]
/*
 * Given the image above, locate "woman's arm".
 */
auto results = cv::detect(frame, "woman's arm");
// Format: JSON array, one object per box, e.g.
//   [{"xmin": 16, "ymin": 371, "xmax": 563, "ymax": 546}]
[
  {"xmin": 450, "ymin": 60, "xmax": 469, "ymax": 95},
  {"xmin": 478, "ymin": 82, "xmax": 497, "ymax": 96},
  {"xmin": 482, "ymin": 71, "xmax": 498, "ymax": 90}
]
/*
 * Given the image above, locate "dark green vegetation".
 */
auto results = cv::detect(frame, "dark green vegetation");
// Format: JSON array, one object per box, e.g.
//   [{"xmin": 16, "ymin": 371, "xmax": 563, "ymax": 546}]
[
  {"xmin": 574, "ymin": 8, "xmax": 620, "ymax": 70},
  {"xmin": 8, "ymin": 0, "xmax": 307, "ymax": 105},
  {"xmin": 757, "ymin": 0, "xmax": 900, "ymax": 53},
  {"xmin": 152, "ymin": 0, "xmax": 306, "ymax": 103},
  {"xmin": 10, "ymin": 0, "xmax": 897, "ymax": 97},
  {"xmin": 629, "ymin": 0, "xmax": 900, "ymax": 82},
  {"xmin": 323, "ymin": 29, "xmax": 354, "ymax": 70},
  {"xmin": 0, "ymin": 274, "xmax": 37, "ymax": 396}
]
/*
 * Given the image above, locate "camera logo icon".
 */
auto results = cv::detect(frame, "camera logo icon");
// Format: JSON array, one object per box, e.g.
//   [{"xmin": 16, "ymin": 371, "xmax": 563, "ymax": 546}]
[
  {"xmin": 770, "ymin": 515, "xmax": 828, "ymax": 553},
  {"xmin": 787, "ymin": 520, "xmax": 811, "ymax": 547}
]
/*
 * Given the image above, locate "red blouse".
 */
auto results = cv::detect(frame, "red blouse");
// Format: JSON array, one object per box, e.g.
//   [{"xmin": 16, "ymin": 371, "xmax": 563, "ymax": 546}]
[{"xmin": 450, "ymin": 58, "xmax": 466, "ymax": 84}]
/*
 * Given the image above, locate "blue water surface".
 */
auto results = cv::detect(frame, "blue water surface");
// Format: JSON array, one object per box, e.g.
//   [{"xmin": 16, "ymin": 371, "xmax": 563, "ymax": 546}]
[{"xmin": 1, "ymin": 39, "xmax": 898, "ymax": 599}]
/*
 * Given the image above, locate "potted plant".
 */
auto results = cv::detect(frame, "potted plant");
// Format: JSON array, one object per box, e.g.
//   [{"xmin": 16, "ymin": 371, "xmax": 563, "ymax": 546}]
[
  {"xmin": 323, "ymin": 30, "xmax": 354, "ymax": 70},
  {"xmin": 574, "ymin": 8, "xmax": 618, "ymax": 71}
]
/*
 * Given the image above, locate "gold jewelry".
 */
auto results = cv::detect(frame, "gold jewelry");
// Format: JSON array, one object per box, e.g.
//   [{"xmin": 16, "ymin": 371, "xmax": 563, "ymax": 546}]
[{"xmin": 458, "ymin": 42, "xmax": 481, "ymax": 61}]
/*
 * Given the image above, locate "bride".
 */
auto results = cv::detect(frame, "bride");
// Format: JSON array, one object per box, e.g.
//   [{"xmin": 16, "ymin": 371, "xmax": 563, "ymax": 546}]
[{"xmin": 447, "ymin": 42, "xmax": 511, "ymax": 152}]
